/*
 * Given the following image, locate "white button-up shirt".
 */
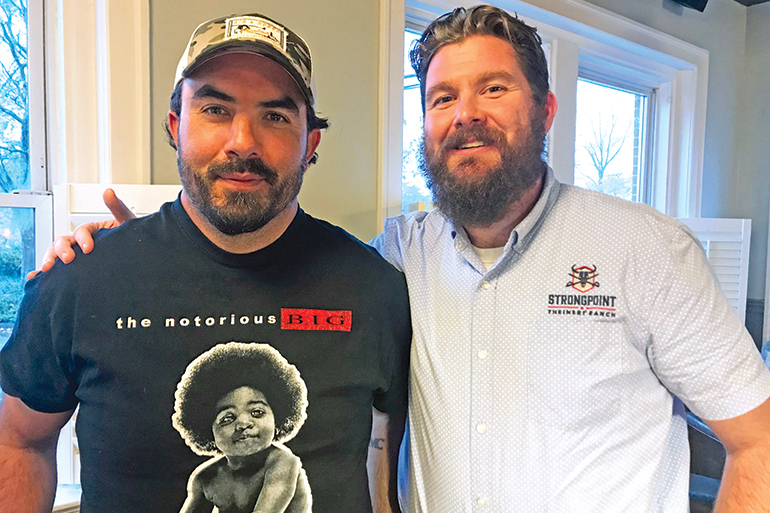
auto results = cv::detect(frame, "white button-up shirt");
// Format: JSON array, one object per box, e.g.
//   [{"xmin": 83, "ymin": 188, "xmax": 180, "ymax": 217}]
[{"xmin": 371, "ymin": 168, "xmax": 770, "ymax": 512}]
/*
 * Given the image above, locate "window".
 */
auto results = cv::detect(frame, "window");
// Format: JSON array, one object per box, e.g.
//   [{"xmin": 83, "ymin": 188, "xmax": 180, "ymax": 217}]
[
  {"xmin": 402, "ymin": 29, "xmax": 431, "ymax": 212},
  {"xmin": 574, "ymin": 76, "xmax": 655, "ymax": 203},
  {"xmin": 0, "ymin": 0, "xmax": 50, "ymax": 357},
  {"xmin": 0, "ymin": 0, "xmax": 58, "ymax": 485},
  {"xmin": 387, "ymin": 0, "xmax": 709, "ymax": 219}
]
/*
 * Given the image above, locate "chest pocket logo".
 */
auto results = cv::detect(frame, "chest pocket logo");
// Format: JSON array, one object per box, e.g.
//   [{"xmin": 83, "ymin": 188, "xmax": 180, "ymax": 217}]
[{"xmin": 567, "ymin": 265, "xmax": 599, "ymax": 293}]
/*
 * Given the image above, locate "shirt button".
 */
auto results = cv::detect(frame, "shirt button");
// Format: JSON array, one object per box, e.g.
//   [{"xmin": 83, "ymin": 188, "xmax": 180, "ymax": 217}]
[
  {"xmin": 476, "ymin": 423, "xmax": 487, "ymax": 433},
  {"xmin": 478, "ymin": 349, "xmax": 488, "ymax": 359},
  {"xmin": 477, "ymin": 497, "xmax": 487, "ymax": 506},
  {"xmin": 481, "ymin": 281, "xmax": 491, "ymax": 290}
]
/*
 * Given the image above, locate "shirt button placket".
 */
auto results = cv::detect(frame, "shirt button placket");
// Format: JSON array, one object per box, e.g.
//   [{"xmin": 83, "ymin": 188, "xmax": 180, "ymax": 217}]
[{"xmin": 471, "ymin": 276, "xmax": 494, "ymax": 509}]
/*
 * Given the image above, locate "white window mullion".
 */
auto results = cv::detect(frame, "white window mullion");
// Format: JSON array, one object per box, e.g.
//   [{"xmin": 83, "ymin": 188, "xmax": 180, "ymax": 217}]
[
  {"xmin": 547, "ymin": 38, "xmax": 579, "ymax": 185},
  {"xmin": 378, "ymin": 0, "xmax": 407, "ymax": 227},
  {"xmin": 26, "ymin": 0, "xmax": 46, "ymax": 191}
]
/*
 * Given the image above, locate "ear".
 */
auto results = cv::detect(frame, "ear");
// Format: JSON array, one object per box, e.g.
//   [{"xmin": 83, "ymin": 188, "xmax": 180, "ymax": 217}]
[
  {"xmin": 543, "ymin": 91, "xmax": 558, "ymax": 133},
  {"xmin": 168, "ymin": 110, "xmax": 180, "ymax": 149},
  {"xmin": 305, "ymin": 129, "xmax": 322, "ymax": 165}
]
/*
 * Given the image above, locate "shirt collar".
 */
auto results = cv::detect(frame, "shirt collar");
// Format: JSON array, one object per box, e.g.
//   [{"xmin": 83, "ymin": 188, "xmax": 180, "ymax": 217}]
[
  {"xmin": 449, "ymin": 166, "xmax": 561, "ymax": 256},
  {"xmin": 510, "ymin": 166, "xmax": 560, "ymax": 254}
]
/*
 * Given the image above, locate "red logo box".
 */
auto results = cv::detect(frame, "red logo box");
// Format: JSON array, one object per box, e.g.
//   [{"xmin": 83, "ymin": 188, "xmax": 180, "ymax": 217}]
[{"xmin": 280, "ymin": 308, "xmax": 352, "ymax": 332}]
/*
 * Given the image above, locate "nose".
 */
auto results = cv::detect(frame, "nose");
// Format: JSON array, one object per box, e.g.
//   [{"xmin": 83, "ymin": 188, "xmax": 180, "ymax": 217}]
[
  {"xmin": 235, "ymin": 413, "xmax": 254, "ymax": 431},
  {"xmin": 453, "ymin": 95, "xmax": 485, "ymax": 129},
  {"xmin": 224, "ymin": 114, "xmax": 260, "ymax": 159}
]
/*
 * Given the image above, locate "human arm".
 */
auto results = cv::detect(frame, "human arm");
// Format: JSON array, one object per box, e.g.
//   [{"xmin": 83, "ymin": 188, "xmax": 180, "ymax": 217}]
[
  {"xmin": 252, "ymin": 446, "xmax": 301, "ymax": 513},
  {"xmin": 28, "ymin": 188, "xmax": 136, "ymax": 278},
  {"xmin": 178, "ymin": 465, "xmax": 216, "ymax": 513},
  {"xmin": 0, "ymin": 394, "xmax": 74, "ymax": 513},
  {"xmin": 367, "ymin": 406, "xmax": 406, "ymax": 513},
  {"xmin": 705, "ymin": 397, "xmax": 770, "ymax": 512}
]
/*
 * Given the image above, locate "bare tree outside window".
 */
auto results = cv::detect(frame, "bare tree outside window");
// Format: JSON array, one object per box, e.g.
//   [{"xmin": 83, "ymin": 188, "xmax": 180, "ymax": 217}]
[
  {"xmin": 0, "ymin": 0, "xmax": 31, "ymax": 347},
  {"xmin": 574, "ymin": 78, "xmax": 649, "ymax": 203},
  {"xmin": 0, "ymin": 0, "xmax": 29, "ymax": 193},
  {"xmin": 579, "ymin": 113, "xmax": 632, "ymax": 199}
]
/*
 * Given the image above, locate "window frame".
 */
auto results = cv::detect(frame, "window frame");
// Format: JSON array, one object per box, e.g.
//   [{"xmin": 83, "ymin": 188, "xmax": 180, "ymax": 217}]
[
  {"xmin": 0, "ymin": 0, "xmax": 62, "ymax": 484},
  {"xmin": 379, "ymin": 0, "xmax": 709, "ymax": 220},
  {"xmin": 0, "ymin": 0, "xmax": 53, "ymax": 266},
  {"xmin": 574, "ymin": 72, "xmax": 657, "ymax": 205}
]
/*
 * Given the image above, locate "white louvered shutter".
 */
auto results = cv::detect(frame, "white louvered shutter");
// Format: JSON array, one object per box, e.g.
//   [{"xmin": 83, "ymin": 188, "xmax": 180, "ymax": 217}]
[{"xmin": 678, "ymin": 218, "xmax": 751, "ymax": 323}]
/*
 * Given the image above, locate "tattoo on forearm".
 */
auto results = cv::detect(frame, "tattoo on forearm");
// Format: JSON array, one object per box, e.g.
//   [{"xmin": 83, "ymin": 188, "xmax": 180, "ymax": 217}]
[{"xmin": 369, "ymin": 437, "xmax": 385, "ymax": 450}]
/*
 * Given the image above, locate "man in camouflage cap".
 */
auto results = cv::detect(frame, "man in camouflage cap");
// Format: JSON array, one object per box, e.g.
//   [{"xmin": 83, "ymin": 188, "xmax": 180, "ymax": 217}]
[{"xmin": 0, "ymin": 13, "xmax": 410, "ymax": 513}]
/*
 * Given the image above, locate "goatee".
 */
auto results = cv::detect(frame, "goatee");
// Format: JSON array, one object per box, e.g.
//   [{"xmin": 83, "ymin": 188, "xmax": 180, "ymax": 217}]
[
  {"xmin": 421, "ymin": 108, "xmax": 547, "ymax": 228},
  {"xmin": 179, "ymin": 152, "xmax": 305, "ymax": 236}
]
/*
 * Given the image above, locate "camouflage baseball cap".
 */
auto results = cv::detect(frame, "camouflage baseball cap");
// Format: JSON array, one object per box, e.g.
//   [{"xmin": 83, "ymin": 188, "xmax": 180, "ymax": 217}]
[{"xmin": 174, "ymin": 13, "xmax": 314, "ymax": 106}]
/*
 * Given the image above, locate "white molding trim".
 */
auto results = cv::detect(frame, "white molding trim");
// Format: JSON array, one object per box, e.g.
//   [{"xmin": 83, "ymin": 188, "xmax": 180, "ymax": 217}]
[
  {"xmin": 546, "ymin": 38, "xmax": 578, "ymax": 184},
  {"xmin": 0, "ymin": 192, "xmax": 53, "ymax": 268},
  {"xmin": 52, "ymin": 183, "xmax": 181, "ymax": 237},
  {"xmin": 27, "ymin": 0, "xmax": 46, "ymax": 191},
  {"xmin": 764, "ymin": 202, "xmax": 770, "ymax": 342},
  {"xmin": 378, "ymin": 0, "xmax": 407, "ymax": 228},
  {"xmin": 47, "ymin": 0, "xmax": 151, "ymax": 187}
]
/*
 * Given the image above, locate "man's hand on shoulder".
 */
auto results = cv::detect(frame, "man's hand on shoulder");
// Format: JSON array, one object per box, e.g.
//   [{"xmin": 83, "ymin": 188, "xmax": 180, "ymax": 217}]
[{"xmin": 27, "ymin": 188, "xmax": 136, "ymax": 279}]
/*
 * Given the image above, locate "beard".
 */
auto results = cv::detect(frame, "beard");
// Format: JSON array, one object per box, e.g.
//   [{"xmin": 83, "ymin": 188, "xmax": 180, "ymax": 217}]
[
  {"xmin": 421, "ymin": 108, "xmax": 547, "ymax": 228},
  {"xmin": 178, "ymin": 146, "xmax": 305, "ymax": 236}
]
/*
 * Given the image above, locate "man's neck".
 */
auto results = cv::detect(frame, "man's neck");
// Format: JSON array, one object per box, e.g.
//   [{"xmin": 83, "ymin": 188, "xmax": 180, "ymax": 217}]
[
  {"xmin": 464, "ymin": 177, "xmax": 543, "ymax": 249},
  {"xmin": 180, "ymin": 192, "xmax": 297, "ymax": 254}
]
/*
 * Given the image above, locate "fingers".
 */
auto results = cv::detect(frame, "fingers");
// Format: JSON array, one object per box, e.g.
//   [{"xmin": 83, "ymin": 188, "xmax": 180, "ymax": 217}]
[
  {"xmin": 27, "ymin": 189, "xmax": 136, "ymax": 280},
  {"xmin": 25, "ymin": 244, "xmax": 61, "ymax": 279},
  {"xmin": 73, "ymin": 225, "xmax": 96, "ymax": 254},
  {"xmin": 40, "ymin": 246, "xmax": 58, "ymax": 271},
  {"xmin": 103, "ymin": 188, "xmax": 137, "ymax": 224},
  {"xmin": 52, "ymin": 235, "xmax": 79, "ymax": 263}
]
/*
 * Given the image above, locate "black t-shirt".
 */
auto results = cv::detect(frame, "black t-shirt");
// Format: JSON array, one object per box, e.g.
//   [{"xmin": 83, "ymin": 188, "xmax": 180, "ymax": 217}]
[{"xmin": 0, "ymin": 200, "xmax": 411, "ymax": 513}]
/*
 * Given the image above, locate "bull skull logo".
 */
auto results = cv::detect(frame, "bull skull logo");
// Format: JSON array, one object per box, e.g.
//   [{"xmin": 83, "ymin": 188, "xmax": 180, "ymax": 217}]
[{"xmin": 567, "ymin": 265, "xmax": 599, "ymax": 293}]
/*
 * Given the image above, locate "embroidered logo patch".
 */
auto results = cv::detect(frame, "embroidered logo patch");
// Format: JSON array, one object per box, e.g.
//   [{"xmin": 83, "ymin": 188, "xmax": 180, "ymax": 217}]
[
  {"xmin": 566, "ymin": 264, "xmax": 599, "ymax": 293},
  {"xmin": 280, "ymin": 308, "xmax": 352, "ymax": 332},
  {"xmin": 225, "ymin": 17, "xmax": 287, "ymax": 51},
  {"xmin": 547, "ymin": 264, "xmax": 617, "ymax": 318}
]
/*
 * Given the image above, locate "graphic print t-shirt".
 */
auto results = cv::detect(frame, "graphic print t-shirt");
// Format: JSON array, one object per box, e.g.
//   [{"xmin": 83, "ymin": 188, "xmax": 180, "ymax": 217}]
[{"xmin": 0, "ymin": 200, "xmax": 411, "ymax": 513}]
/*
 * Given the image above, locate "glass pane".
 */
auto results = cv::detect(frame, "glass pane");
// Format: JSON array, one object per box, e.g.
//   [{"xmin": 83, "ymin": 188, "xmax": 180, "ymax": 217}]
[
  {"xmin": 402, "ymin": 30, "xmax": 432, "ymax": 212},
  {"xmin": 574, "ymin": 79, "xmax": 648, "ymax": 203},
  {"xmin": 0, "ymin": 0, "xmax": 31, "ymax": 193},
  {"xmin": 0, "ymin": 207, "xmax": 34, "ymax": 354}
]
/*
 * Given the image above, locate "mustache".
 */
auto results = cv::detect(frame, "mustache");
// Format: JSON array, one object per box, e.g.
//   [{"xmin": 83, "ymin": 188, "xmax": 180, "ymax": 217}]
[
  {"xmin": 439, "ymin": 125, "xmax": 507, "ymax": 154},
  {"xmin": 206, "ymin": 158, "xmax": 279, "ymax": 186}
]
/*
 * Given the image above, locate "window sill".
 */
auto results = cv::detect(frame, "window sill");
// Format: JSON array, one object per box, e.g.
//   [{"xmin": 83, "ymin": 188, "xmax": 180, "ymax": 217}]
[{"xmin": 53, "ymin": 484, "xmax": 81, "ymax": 513}]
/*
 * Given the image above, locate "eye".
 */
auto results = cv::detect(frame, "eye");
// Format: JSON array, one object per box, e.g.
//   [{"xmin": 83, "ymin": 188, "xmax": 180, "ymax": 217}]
[
  {"xmin": 217, "ymin": 413, "xmax": 235, "ymax": 425},
  {"xmin": 203, "ymin": 105, "xmax": 229, "ymax": 116},
  {"xmin": 432, "ymin": 95, "xmax": 454, "ymax": 108},
  {"xmin": 266, "ymin": 111, "xmax": 289, "ymax": 123},
  {"xmin": 485, "ymin": 85, "xmax": 506, "ymax": 94},
  {"xmin": 251, "ymin": 408, "xmax": 266, "ymax": 418}
]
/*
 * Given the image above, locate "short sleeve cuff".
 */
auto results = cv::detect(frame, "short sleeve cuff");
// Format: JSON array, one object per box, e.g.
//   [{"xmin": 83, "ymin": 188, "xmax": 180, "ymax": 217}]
[{"xmin": 689, "ymin": 368, "xmax": 770, "ymax": 421}]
